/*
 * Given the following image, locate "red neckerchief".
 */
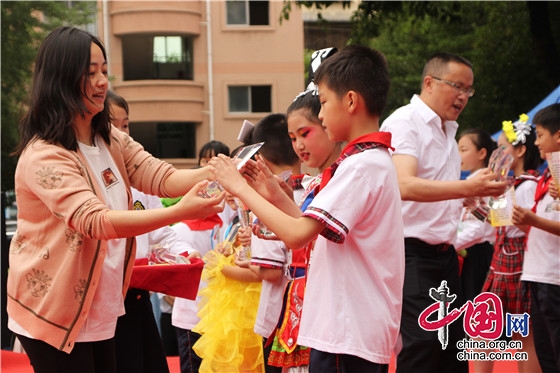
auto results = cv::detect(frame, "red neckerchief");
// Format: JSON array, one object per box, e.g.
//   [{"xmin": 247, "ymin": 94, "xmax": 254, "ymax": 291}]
[
  {"xmin": 291, "ymin": 173, "xmax": 306, "ymax": 191},
  {"xmin": 318, "ymin": 131, "xmax": 394, "ymax": 193},
  {"xmin": 532, "ymin": 168, "xmax": 551, "ymax": 212},
  {"xmin": 182, "ymin": 213, "xmax": 223, "ymax": 231},
  {"xmin": 514, "ymin": 169, "xmax": 540, "ymax": 188}
]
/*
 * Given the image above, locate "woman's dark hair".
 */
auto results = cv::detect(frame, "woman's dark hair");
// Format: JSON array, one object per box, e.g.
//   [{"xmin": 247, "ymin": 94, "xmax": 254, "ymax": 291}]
[
  {"xmin": 13, "ymin": 26, "xmax": 111, "ymax": 156},
  {"xmin": 198, "ymin": 140, "xmax": 230, "ymax": 166},
  {"xmin": 458, "ymin": 128, "xmax": 497, "ymax": 167}
]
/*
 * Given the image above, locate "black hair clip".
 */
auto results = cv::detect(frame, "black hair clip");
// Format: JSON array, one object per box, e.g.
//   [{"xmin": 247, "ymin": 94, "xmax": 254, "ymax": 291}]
[
  {"xmin": 293, "ymin": 47, "xmax": 338, "ymax": 102},
  {"xmin": 305, "ymin": 47, "xmax": 338, "ymax": 88}
]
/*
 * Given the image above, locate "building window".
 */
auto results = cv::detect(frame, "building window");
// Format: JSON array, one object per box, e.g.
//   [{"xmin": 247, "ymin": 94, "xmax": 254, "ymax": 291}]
[
  {"xmin": 129, "ymin": 122, "xmax": 196, "ymax": 158},
  {"xmin": 122, "ymin": 35, "xmax": 193, "ymax": 81},
  {"xmin": 226, "ymin": 0, "xmax": 269, "ymax": 26},
  {"xmin": 228, "ymin": 85, "xmax": 271, "ymax": 113}
]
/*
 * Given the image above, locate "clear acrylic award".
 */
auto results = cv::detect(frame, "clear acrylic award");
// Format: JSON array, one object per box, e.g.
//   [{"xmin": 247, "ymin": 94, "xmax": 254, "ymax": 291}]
[{"xmin": 199, "ymin": 142, "xmax": 265, "ymax": 199}]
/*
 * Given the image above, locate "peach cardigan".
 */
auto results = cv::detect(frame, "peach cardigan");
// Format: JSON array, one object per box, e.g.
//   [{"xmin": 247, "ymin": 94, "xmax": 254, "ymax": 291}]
[{"xmin": 7, "ymin": 128, "xmax": 176, "ymax": 352}]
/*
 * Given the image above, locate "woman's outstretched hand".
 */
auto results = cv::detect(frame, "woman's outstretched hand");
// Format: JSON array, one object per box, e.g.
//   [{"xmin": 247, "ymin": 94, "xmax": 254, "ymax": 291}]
[{"xmin": 174, "ymin": 180, "xmax": 225, "ymax": 220}]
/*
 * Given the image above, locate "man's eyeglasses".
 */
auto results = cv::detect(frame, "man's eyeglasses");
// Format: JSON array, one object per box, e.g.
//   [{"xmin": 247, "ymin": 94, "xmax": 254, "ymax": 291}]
[{"xmin": 432, "ymin": 76, "xmax": 475, "ymax": 98}]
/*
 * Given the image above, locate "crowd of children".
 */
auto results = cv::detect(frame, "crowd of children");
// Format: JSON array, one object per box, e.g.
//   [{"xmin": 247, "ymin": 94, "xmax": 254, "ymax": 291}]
[
  {"xmin": 7, "ymin": 25, "xmax": 560, "ymax": 373},
  {"xmin": 202, "ymin": 50, "xmax": 557, "ymax": 373},
  {"xmin": 110, "ymin": 73, "xmax": 560, "ymax": 373}
]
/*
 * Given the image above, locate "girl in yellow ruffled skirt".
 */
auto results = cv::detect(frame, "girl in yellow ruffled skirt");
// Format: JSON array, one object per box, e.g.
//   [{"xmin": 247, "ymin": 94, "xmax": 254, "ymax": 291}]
[{"xmin": 193, "ymin": 219, "xmax": 264, "ymax": 373}]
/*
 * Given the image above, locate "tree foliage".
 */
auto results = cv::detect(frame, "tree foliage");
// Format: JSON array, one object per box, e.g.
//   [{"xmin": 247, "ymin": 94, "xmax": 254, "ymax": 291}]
[
  {"xmin": 1, "ymin": 1, "xmax": 96, "ymax": 192},
  {"xmin": 282, "ymin": 1, "xmax": 560, "ymax": 134}
]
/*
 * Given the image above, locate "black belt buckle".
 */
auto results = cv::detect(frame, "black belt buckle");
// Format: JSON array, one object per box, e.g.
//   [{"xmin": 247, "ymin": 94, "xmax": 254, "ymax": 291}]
[{"xmin": 434, "ymin": 243, "xmax": 451, "ymax": 253}]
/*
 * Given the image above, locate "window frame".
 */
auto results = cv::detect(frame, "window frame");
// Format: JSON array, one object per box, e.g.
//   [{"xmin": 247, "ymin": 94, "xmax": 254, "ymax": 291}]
[
  {"xmin": 128, "ymin": 121, "xmax": 197, "ymax": 159},
  {"xmin": 227, "ymin": 84, "xmax": 272, "ymax": 114},
  {"xmin": 122, "ymin": 34, "xmax": 194, "ymax": 81},
  {"xmin": 225, "ymin": 0, "xmax": 269, "ymax": 26}
]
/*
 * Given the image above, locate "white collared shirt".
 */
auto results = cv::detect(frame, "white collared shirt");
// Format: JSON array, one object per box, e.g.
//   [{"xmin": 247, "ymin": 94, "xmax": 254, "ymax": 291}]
[
  {"xmin": 521, "ymin": 192, "xmax": 560, "ymax": 286},
  {"xmin": 299, "ymin": 148, "xmax": 404, "ymax": 364},
  {"xmin": 381, "ymin": 95, "xmax": 462, "ymax": 245}
]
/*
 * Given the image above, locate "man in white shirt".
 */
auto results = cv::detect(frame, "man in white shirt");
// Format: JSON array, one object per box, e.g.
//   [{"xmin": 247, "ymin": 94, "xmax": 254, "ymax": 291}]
[{"xmin": 381, "ymin": 52, "xmax": 507, "ymax": 373}]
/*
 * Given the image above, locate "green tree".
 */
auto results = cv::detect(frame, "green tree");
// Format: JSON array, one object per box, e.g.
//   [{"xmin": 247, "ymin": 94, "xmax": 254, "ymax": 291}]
[
  {"xmin": 1, "ymin": 1, "xmax": 96, "ymax": 192},
  {"xmin": 371, "ymin": 2, "xmax": 560, "ymax": 132},
  {"xmin": 370, "ymin": 1, "xmax": 474, "ymax": 120},
  {"xmin": 282, "ymin": 1, "xmax": 560, "ymax": 134},
  {"xmin": 464, "ymin": 2, "xmax": 554, "ymax": 131}
]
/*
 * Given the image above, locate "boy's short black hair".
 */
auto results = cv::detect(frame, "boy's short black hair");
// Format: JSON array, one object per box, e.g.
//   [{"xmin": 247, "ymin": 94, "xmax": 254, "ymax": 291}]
[
  {"xmin": 533, "ymin": 103, "xmax": 560, "ymax": 135},
  {"xmin": 252, "ymin": 113, "xmax": 299, "ymax": 167},
  {"xmin": 313, "ymin": 45, "xmax": 390, "ymax": 117}
]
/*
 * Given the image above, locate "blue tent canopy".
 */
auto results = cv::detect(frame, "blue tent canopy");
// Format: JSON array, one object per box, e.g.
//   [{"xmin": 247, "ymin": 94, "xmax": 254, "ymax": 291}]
[{"xmin": 526, "ymin": 84, "xmax": 560, "ymax": 120}]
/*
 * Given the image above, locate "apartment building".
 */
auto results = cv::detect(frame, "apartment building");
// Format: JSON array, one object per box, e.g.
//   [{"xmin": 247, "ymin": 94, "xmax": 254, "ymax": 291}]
[
  {"xmin": 96, "ymin": 0, "xmax": 304, "ymax": 168},
  {"xmin": 302, "ymin": 1, "xmax": 357, "ymax": 51}
]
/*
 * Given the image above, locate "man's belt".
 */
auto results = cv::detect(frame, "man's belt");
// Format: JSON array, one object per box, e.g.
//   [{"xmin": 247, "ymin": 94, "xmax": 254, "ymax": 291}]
[{"xmin": 404, "ymin": 237, "xmax": 452, "ymax": 253}]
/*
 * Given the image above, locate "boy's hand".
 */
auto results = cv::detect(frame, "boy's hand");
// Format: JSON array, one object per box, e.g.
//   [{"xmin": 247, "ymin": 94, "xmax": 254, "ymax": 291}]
[
  {"xmin": 252, "ymin": 222, "xmax": 280, "ymax": 240},
  {"xmin": 237, "ymin": 226, "xmax": 252, "ymax": 247},
  {"xmin": 242, "ymin": 156, "xmax": 287, "ymax": 202},
  {"xmin": 208, "ymin": 155, "xmax": 246, "ymax": 196},
  {"xmin": 234, "ymin": 255, "xmax": 251, "ymax": 269},
  {"xmin": 549, "ymin": 182, "xmax": 559, "ymax": 199},
  {"xmin": 512, "ymin": 203, "xmax": 535, "ymax": 228}
]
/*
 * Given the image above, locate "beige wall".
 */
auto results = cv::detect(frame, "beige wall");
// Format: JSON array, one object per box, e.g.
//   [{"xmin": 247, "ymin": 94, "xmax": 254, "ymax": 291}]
[{"xmin": 97, "ymin": 0, "xmax": 304, "ymax": 168}]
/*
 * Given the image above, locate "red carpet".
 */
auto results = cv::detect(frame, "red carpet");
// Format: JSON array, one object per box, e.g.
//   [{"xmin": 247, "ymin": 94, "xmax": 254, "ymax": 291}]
[
  {"xmin": 0, "ymin": 352, "xmax": 182, "ymax": 373},
  {"xmin": 1, "ymin": 350, "xmax": 520, "ymax": 372}
]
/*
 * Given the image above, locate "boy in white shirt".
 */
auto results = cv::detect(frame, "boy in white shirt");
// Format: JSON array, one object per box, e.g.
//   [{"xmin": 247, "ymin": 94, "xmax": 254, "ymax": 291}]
[
  {"xmin": 209, "ymin": 45, "xmax": 404, "ymax": 372},
  {"xmin": 512, "ymin": 103, "xmax": 560, "ymax": 372}
]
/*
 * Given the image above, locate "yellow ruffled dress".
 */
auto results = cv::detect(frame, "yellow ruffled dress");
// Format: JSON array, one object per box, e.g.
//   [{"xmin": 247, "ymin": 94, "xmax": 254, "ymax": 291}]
[{"xmin": 193, "ymin": 250, "xmax": 264, "ymax": 373}]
